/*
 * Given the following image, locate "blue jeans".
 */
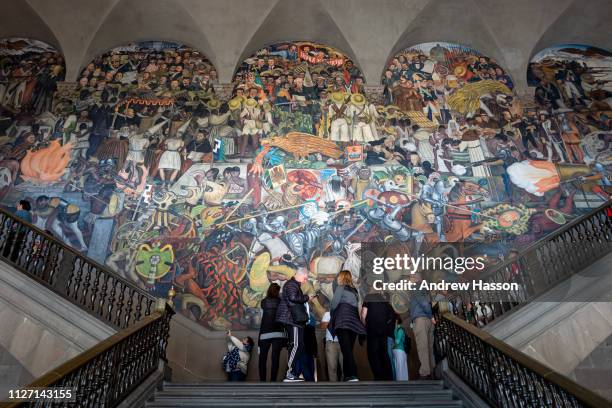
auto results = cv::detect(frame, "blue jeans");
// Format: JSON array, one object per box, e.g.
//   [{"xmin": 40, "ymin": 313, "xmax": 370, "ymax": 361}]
[
  {"xmin": 228, "ymin": 370, "xmax": 246, "ymax": 381},
  {"xmin": 387, "ymin": 337, "xmax": 396, "ymax": 380},
  {"xmin": 295, "ymin": 353, "xmax": 315, "ymax": 381}
]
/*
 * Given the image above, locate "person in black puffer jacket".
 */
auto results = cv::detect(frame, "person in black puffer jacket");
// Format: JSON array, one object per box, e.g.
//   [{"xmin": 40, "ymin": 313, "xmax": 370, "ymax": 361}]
[
  {"xmin": 276, "ymin": 267, "xmax": 314, "ymax": 382},
  {"xmin": 329, "ymin": 270, "xmax": 366, "ymax": 382},
  {"xmin": 258, "ymin": 283, "xmax": 286, "ymax": 381}
]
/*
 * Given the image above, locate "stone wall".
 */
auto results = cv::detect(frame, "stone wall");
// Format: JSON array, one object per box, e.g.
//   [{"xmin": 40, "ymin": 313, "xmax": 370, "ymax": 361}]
[{"xmin": 0, "ymin": 263, "xmax": 115, "ymax": 395}]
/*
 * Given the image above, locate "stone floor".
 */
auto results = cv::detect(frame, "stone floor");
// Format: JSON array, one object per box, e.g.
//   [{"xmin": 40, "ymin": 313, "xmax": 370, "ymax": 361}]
[
  {"xmin": 0, "ymin": 343, "xmax": 34, "ymax": 400},
  {"xmin": 569, "ymin": 332, "xmax": 612, "ymax": 401}
]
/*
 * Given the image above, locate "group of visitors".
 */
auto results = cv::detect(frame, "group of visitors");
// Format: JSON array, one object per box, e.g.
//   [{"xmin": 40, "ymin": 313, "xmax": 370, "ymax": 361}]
[{"xmin": 222, "ymin": 265, "xmax": 439, "ymax": 383}]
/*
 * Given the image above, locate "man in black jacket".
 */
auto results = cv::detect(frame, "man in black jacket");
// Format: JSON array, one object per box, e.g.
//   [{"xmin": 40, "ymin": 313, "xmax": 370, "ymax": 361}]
[{"xmin": 276, "ymin": 267, "xmax": 314, "ymax": 382}]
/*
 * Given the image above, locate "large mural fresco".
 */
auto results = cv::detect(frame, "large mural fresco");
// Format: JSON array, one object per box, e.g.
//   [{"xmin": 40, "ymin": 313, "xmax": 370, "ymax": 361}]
[{"xmin": 0, "ymin": 38, "xmax": 609, "ymax": 330}]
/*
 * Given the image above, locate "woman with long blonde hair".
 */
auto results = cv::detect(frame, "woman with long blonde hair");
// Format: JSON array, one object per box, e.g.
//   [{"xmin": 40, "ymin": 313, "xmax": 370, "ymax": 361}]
[{"xmin": 328, "ymin": 270, "xmax": 366, "ymax": 382}]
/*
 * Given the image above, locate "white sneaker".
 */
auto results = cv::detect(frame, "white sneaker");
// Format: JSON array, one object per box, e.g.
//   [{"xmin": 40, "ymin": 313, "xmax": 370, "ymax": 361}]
[{"xmin": 283, "ymin": 374, "xmax": 304, "ymax": 382}]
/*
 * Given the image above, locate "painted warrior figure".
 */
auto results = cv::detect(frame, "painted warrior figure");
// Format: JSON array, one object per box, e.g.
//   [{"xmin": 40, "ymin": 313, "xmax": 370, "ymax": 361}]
[{"xmin": 418, "ymin": 173, "xmax": 448, "ymax": 242}]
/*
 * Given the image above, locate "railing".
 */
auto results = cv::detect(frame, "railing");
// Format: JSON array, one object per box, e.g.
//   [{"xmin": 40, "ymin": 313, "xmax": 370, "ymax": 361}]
[
  {"xmin": 435, "ymin": 313, "xmax": 612, "ymax": 408},
  {"xmin": 452, "ymin": 200, "xmax": 612, "ymax": 327},
  {"xmin": 2, "ymin": 303, "xmax": 174, "ymax": 408},
  {"xmin": 0, "ymin": 207, "xmax": 157, "ymax": 329}
]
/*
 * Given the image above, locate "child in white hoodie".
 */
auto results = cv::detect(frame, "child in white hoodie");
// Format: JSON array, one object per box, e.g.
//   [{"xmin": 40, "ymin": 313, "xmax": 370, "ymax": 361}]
[{"xmin": 223, "ymin": 330, "xmax": 254, "ymax": 381}]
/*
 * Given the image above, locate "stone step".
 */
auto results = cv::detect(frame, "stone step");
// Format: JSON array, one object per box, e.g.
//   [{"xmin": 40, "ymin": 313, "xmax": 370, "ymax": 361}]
[
  {"xmin": 147, "ymin": 400, "xmax": 463, "ymax": 408},
  {"xmin": 148, "ymin": 381, "xmax": 463, "ymax": 408},
  {"xmin": 146, "ymin": 381, "xmax": 463, "ymax": 408},
  {"xmin": 152, "ymin": 390, "xmax": 454, "ymax": 400},
  {"xmin": 163, "ymin": 381, "xmax": 445, "ymax": 387},
  {"xmin": 160, "ymin": 385, "xmax": 445, "ymax": 392}
]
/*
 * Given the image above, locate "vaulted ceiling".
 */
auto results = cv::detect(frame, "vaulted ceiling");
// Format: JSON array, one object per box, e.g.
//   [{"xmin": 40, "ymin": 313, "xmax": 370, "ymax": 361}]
[{"xmin": 2, "ymin": 0, "xmax": 611, "ymax": 92}]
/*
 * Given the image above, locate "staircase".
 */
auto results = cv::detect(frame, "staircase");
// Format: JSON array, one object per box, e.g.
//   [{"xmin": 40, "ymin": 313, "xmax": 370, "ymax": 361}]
[
  {"xmin": 146, "ymin": 382, "xmax": 464, "ymax": 407},
  {"xmin": 0, "ymin": 198, "xmax": 610, "ymax": 407}
]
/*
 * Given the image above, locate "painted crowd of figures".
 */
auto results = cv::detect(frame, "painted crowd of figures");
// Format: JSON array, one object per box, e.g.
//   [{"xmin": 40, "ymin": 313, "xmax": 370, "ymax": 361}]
[{"xmin": 0, "ymin": 38, "xmax": 610, "ymax": 330}]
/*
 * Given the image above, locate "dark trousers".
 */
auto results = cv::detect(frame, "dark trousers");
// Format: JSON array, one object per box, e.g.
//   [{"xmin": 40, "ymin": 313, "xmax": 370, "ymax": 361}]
[
  {"xmin": 87, "ymin": 132, "xmax": 104, "ymax": 159},
  {"xmin": 367, "ymin": 335, "xmax": 393, "ymax": 380},
  {"xmin": 286, "ymin": 325, "xmax": 304, "ymax": 377},
  {"xmin": 227, "ymin": 370, "xmax": 246, "ymax": 381},
  {"xmin": 336, "ymin": 328, "xmax": 358, "ymax": 379},
  {"xmin": 258, "ymin": 338, "xmax": 285, "ymax": 381},
  {"xmin": 295, "ymin": 352, "xmax": 315, "ymax": 381},
  {"xmin": 522, "ymin": 132, "xmax": 539, "ymax": 151}
]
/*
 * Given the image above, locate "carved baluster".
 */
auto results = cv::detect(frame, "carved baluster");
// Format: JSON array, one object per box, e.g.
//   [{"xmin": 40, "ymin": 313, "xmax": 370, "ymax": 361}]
[
  {"xmin": 566, "ymin": 229, "xmax": 581, "ymax": 273},
  {"xmin": 522, "ymin": 369, "xmax": 537, "ymax": 406},
  {"xmin": 97, "ymin": 273, "xmax": 110, "ymax": 318},
  {"xmin": 103, "ymin": 341, "xmax": 121, "ymax": 406},
  {"xmin": 134, "ymin": 292, "xmax": 143, "ymax": 323},
  {"xmin": 81, "ymin": 262, "xmax": 92, "ymax": 309},
  {"xmin": 557, "ymin": 386, "xmax": 573, "ymax": 408},
  {"xmin": 23, "ymin": 232, "xmax": 40, "ymax": 275},
  {"xmin": 90, "ymin": 266, "xmax": 102, "ymax": 312},
  {"xmin": 31, "ymin": 234, "xmax": 46, "ymax": 277},
  {"xmin": 0, "ymin": 214, "xmax": 10, "ymax": 251},
  {"xmin": 144, "ymin": 297, "xmax": 153, "ymax": 316},
  {"xmin": 71, "ymin": 257, "xmax": 84, "ymax": 303},
  {"xmin": 5, "ymin": 218, "xmax": 20, "ymax": 262},
  {"xmin": 515, "ymin": 366, "xmax": 530, "ymax": 407},
  {"xmin": 16, "ymin": 229, "xmax": 32, "ymax": 269},
  {"xmin": 582, "ymin": 218, "xmax": 596, "ymax": 253},
  {"xmin": 44, "ymin": 243, "xmax": 63, "ymax": 288},
  {"xmin": 540, "ymin": 380, "xmax": 555, "ymax": 407},
  {"xmin": 125, "ymin": 289, "xmax": 135, "ymax": 327},
  {"xmin": 556, "ymin": 234, "xmax": 570, "ymax": 277},
  {"xmin": 106, "ymin": 277, "xmax": 118, "ymax": 326},
  {"xmin": 64, "ymin": 250, "xmax": 77, "ymax": 299},
  {"xmin": 115, "ymin": 282, "xmax": 127, "ymax": 328}
]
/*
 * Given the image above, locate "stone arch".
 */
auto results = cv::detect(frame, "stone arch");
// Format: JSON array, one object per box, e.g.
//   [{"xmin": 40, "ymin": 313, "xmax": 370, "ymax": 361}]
[
  {"xmin": 528, "ymin": 0, "xmax": 612, "ymax": 64},
  {"xmin": 384, "ymin": 0, "xmax": 510, "ymax": 85},
  {"xmin": 0, "ymin": 0, "xmax": 63, "ymax": 55},
  {"xmin": 233, "ymin": 0, "xmax": 362, "ymax": 83},
  {"xmin": 232, "ymin": 40, "xmax": 365, "ymax": 87},
  {"xmin": 80, "ymin": 0, "xmax": 218, "ymax": 83}
]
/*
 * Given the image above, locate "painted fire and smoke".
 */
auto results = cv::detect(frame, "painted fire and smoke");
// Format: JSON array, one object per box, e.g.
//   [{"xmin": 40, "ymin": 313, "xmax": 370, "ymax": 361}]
[{"xmin": 0, "ymin": 38, "xmax": 610, "ymax": 330}]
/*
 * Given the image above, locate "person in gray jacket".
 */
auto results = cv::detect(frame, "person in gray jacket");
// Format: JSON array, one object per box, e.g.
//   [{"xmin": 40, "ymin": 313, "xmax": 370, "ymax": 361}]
[{"xmin": 329, "ymin": 270, "xmax": 366, "ymax": 382}]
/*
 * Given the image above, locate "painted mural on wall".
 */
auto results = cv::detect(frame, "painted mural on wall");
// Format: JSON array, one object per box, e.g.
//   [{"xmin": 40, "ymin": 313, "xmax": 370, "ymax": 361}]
[
  {"xmin": 0, "ymin": 38, "xmax": 609, "ymax": 330},
  {"xmin": 0, "ymin": 37, "xmax": 65, "ymax": 122},
  {"xmin": 528, "ymin": 44, "xmax": 612, "ymax": 168}
]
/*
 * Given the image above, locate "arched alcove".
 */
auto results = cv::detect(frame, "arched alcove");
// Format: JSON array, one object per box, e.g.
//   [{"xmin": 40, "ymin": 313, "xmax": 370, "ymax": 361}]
[
  {"xmin": 77, "ymin": 40, "xmax": 217, "ymax": 109},
  {"xmin": 528, "ymin": 43, "xmax": 612, "ymax": 114},
  {"xmin": 0, "ymin": 37, "xmax": 65, "ymax": 118},
  {"xmin": 230, "ymin": 40, "xmax": 366, "ymax": 138},
  {"xmin": 376, "ymin": 41, "xmax": 526, "ymax": 219},
  {"xmin": 381, "ymin": 42, "xmax": 516, "ymax": 136}
]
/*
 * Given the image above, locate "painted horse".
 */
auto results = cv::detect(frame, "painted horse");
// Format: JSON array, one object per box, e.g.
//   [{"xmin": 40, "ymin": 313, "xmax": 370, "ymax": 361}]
[{"xmin": 445, "ymin": 180, "xmax": 490, "ymax": 242}]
